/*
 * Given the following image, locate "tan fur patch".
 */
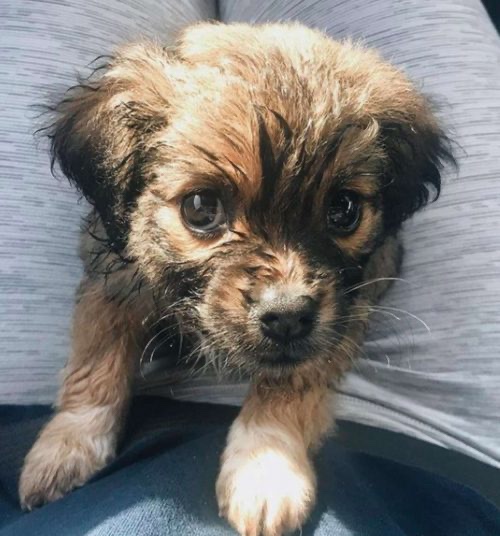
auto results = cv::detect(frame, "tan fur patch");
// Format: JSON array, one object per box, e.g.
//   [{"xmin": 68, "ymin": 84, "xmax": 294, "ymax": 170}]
[
  {"xmin": 217, "ymin": 374, "xmax": 332, "ymax": 535},
  {"xmin": 19, "ymin": 280, "xmax": 146, "ymax": 510}
]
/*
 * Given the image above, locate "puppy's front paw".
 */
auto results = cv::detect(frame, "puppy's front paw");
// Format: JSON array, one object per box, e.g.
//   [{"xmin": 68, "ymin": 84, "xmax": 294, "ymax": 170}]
[
  {"xmin": 217, "ymin": 446, "xmax": 316, "ymax": 536},
  {"xmin": 19, "ymin": 411, "xmax": 115, "ymax": 510}
]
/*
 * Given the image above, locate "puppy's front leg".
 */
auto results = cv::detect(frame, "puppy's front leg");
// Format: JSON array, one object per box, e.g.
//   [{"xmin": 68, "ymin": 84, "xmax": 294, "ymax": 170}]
[
  {"xmin": 217, "ymin": 372, "xmax": 332, "ymax": 536},
  {"xmin": 19, "ymin": 280, "xmax": 142, "ymax": 509}
]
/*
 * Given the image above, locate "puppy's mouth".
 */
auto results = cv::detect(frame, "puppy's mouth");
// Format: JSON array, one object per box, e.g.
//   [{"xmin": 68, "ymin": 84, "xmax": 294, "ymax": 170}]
[
  {"xmin": 255, "ymin": 339, "xmax": 316, "ymax": 369},
  {"xmin": 261, "ymin": 353, "xmax": 307, "ymax": 369}
]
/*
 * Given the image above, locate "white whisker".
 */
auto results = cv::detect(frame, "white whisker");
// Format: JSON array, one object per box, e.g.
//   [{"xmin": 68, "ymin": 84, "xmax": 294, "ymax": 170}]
[
  {"xmin": 344, "ymin": 277, "xmax": 409, "ymax": 295},
  {"xmin": 353, "ymin": 304, "xmax": 430, "ymax": 333}
]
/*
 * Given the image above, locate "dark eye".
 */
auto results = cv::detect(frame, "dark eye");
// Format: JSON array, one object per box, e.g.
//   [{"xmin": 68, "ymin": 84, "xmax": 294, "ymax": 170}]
[
  {"xmin": 327, "ymin": 191, "xmax": 361, "ymax": 235},
  {"xmin": 181, "ymin": 190, "xmax": 226, "ymax": 232}
]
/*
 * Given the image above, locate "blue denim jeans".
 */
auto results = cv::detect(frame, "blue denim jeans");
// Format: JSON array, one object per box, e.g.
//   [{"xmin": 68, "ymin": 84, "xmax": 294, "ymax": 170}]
[{"xmin": 1, "ymin": 398, "xmax": 499, "ymax": 536}]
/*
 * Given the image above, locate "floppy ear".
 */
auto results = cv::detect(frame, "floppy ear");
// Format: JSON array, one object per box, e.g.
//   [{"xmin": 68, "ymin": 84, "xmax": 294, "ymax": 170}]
[
  {"xmin": 379, "ymin": 107, "xmax": 456, "ymax": 231},
  {"xmin": 47, "ymin": 43, "xmax": 174, "ymax": 252}
]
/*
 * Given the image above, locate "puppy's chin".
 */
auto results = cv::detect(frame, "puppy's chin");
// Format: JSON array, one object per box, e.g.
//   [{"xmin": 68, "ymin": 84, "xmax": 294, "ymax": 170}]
[
  {"xmin": 255, "ymin": 342, "xmax": 316, "ymax": 370},
  {"xmin": 250, "ymin": 348, "xmax": 331, "ymax": 380},
  {"xmin": 244, "ymin": 335, "xmax": 341, "ymax": 377},
  {"xmin": 194, "ymin": 332, "xmax": 320, "ymax": 377}
]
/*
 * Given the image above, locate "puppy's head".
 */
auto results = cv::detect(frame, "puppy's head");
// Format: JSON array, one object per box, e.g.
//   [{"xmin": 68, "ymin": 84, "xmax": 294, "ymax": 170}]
[{"xmin": 49, "ymin": 23, "xmax": 454, "ymax": 374}]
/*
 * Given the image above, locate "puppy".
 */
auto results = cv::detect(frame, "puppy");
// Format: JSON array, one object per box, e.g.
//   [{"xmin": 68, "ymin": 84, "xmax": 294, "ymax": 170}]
[{"xmin": 19, "ymin": 22, "xmax": 454, "ymax": 535}]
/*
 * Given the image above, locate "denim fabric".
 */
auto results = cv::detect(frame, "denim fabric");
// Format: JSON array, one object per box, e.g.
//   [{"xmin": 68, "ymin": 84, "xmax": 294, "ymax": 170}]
[{"xmin": 1, "ymin": 399, "xmax": 499, "ymax": 535}]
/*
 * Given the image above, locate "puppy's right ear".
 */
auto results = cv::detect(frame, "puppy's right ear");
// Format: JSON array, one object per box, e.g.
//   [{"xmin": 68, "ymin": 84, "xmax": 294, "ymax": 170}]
[{"xmin": 48, "ymin": 43, "xmax": 174, "ymax": 252}]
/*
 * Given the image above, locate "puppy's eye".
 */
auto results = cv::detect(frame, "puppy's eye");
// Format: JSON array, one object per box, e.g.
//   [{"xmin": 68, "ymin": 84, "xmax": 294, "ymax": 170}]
[
  {"xmin": 327, "ymin": 191, "xmax": 361, "ymax": 235},
  {"xmin": 181, "ymin": 190, "xmax": 226, "ymax": 232}
]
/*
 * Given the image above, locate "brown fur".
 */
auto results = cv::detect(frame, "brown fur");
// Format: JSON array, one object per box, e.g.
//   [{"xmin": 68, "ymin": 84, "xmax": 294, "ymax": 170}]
[
  {"xmin": 19, "ymin": 279, "xmax": 146, "ymax": 508},
  {"xmin": 20, "ymin": 22, "xmax": 454, "ymax": 535}
]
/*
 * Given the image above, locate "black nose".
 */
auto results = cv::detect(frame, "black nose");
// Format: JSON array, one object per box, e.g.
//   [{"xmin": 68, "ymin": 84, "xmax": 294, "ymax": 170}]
[{"xmin": 257, "ymin": 295, "xmax": 318, "ymax": 343}]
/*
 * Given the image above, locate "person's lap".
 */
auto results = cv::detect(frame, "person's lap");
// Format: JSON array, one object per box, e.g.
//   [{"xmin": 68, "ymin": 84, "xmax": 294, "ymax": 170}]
[{"xmin": 1, "ymin": 398, "xmax": 499, "ymax": 536}]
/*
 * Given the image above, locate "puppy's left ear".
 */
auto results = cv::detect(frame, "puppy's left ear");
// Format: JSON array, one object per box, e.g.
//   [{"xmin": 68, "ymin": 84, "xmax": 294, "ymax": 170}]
[
  {"xmin": 47, "ymin": 43, "xmax": 174, "ymax": 253},
  {"xmin": 380, "ymin": 105, "xmax": 456, "ymax": 230}
]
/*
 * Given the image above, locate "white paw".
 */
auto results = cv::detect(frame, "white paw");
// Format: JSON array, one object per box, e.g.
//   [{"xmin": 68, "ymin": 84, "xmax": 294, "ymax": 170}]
[
  {"xmin": 19, "ymin": 409, "xmax": 115, "ymax": 510},
  {"xmin": 217, "ymin": 446, "xmax": 316, "ymax": 536}
]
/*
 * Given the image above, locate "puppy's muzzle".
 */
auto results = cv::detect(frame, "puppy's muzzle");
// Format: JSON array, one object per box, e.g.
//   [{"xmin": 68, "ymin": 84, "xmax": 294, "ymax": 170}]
[{"xmin": 255, "ymin": 294, "xmax": 318, "ymax": 344}]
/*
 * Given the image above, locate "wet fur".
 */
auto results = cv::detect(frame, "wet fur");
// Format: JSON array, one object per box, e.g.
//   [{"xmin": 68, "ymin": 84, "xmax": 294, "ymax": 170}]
[{"xmin": 20, "ymin": 22, "xmax": 454, "ymax": 535}]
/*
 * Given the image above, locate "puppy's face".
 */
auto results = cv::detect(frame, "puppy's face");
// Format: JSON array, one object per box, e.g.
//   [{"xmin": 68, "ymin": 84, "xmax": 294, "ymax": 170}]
[{"xmin": 49, "ymin": 23, "xmax": 453, "ymax": 374}]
